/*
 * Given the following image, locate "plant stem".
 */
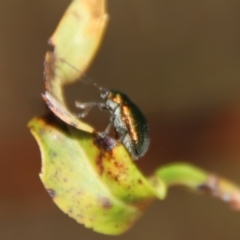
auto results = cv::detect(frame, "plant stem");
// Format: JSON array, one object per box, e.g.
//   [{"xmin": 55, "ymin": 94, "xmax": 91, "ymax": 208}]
[{"xmin": 154, "ymin": 162, "xmax": 240, "ymax": 210}]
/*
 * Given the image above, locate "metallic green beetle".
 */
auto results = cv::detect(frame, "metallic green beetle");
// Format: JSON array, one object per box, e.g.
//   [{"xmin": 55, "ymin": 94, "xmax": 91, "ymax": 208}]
[{"xmin": 76, "ymin": 87, "xmax": 149, "ymax": 160}]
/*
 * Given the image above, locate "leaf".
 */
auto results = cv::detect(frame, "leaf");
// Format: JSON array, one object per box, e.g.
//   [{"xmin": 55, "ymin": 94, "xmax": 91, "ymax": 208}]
[
  {"xmin": 28, "ymin": 115, "xmax": 165, "ymax": 235},
  {"xmin": 47, "ymin": 0, "xmax": 108, "ymax": 91},
  {"xmin": 43, "ymin": 0, "xmax": 108, "ymax": 132},
  {"xmin": 29, "ymin": 114, "xmax": 240, "ymax": 234}
]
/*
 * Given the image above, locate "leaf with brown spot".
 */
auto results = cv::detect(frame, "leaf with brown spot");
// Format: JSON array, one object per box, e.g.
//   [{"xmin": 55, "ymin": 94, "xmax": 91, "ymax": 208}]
[{"xmin": 28, "ymin": 115, "xmax": 161, "ymax": 235}]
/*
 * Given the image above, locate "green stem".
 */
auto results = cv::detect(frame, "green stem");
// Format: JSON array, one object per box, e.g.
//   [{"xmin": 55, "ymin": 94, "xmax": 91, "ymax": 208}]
[
  {"xmin": 156, "ymin": 163, "xmax": 208, "ymax": 190},
  {"xmin": 153, "ymin": 162, "xmax": 240, "ymax": 210}
]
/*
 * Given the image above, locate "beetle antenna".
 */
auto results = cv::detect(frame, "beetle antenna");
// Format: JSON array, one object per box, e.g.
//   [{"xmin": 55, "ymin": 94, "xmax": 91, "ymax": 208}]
[{"xmin": 58, "ymin": 57, "xmax": 104, "ymax": 91}]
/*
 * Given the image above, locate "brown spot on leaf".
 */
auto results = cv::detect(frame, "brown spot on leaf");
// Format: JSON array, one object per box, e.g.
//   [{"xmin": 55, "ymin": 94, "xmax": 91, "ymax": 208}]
[
  {"xmin": 94, "ymin": 133, "xmax": 117, "ymax": 175},
  {"xmin": 94, "ymin": 134, "xmax": 116, "ymax": 152},
  {"xmin": 76, "ymin": 189, "xmax": 82, "ymax": 195},
  {"xmin": 98, "ymin": 196, "xmax": 112, "ymax": 209},
  {"xmin": 38, "ymin": 127, "xmax": 46, "ymax": 137},
  {"xmin": 87, "ymin": 0, "xmax": 102, "ymax": 18},
  {"xmin": 96, "ymin": 152, "xmax": 104, "ymax": 175},
  {"xmin": 114, "ymin": 160, "xmax": 127, "ymax": 172},
  {"xmin": 107, "ymin": 170, "xmax": 120, "ymax": 183},
  {"xmin": 114, "ymin": 161, "xmax": 121, "ymax": 168},
  {"xmin": 53, "ymin": 167, "xmax": 62, "ymax": 180},
  {"xmin": 46, "ymin": 189, "xmax": 56, "ymax": 198},
  {"xmin": 49, "ymin": 150, "xmax": 57, "ymax": 158},
  {"xmin": 76, "ymin": 213, "xmax": 84, "ymax": 223},
  {"xmin": 91, "ymin": 8, "xmax": 101, "ymax": 19}
]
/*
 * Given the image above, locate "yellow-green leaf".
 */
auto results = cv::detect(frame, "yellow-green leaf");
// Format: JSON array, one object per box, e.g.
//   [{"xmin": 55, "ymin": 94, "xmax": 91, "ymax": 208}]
[
  {"xmin": 28, "ymin": 115, "xmax": 165, "ymax": 235},
  {"xmin": 43, "ymin": 0, "xmax": 108, "ymax": 132}
]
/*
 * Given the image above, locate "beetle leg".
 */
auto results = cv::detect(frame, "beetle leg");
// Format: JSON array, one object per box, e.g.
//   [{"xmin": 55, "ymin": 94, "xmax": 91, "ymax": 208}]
[
  {"xmin": 100, "ymin": 120, "xmax": 114, "ymax": 138},
  {"xmin": 116, "ymin": 128, "xmax": 128, "ymax": 143},
  {"xmin": 75, "ymin": 101, "xmax": 108, "ymax": 118},
  {"xmin": 75, "ymin": 101, "xmax": 95, "ymax": 109},
  {"xmin": 75, "ymin": 101, "xmax": 97, "ymax": 118},
  {"xmin": 97, "ymin": 103, "xmax": 108, "ymax": 111}
]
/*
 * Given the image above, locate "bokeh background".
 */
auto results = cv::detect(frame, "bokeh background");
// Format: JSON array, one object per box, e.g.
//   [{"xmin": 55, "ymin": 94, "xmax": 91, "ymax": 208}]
[{"xmin": 1, "ymin": 0, "xmax": 240, "ymax": 239}]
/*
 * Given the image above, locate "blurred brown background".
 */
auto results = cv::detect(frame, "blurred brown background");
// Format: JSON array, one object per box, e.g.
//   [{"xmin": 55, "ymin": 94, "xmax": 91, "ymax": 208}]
[{"xmin": 1, "ymin": 0, "xmax": 240, "ymax": 239}]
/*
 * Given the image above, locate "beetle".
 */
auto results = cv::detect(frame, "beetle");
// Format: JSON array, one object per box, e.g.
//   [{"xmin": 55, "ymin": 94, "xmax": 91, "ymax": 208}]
[{"xmin": 76, "ymin": 87, "xmax": 150, "ymax": 160}]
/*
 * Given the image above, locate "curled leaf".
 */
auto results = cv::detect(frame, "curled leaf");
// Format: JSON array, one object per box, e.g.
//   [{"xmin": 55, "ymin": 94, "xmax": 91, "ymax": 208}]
[
  {"xmin": 43, "ymin": 0, "xmax": 108, "ymax": 132},
  {"xmin": 28, "ymin": 115, "xmax": 165, "ymax": 235}
]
